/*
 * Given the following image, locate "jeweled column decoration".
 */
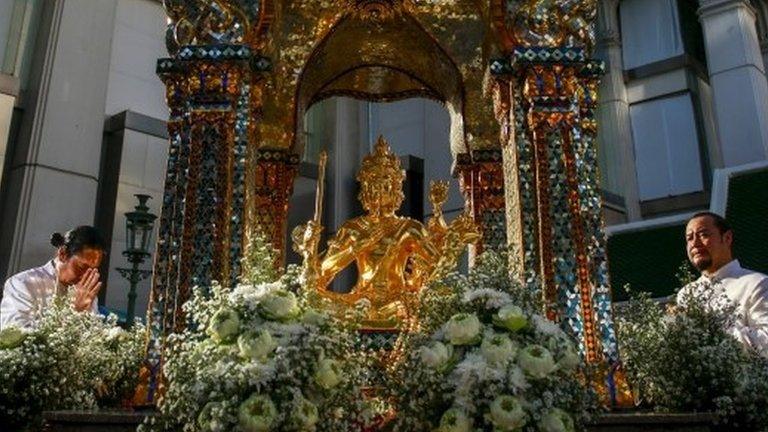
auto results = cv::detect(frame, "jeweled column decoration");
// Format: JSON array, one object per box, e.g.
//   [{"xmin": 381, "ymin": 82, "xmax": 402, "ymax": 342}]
[
  {"xmin": 490, "ymin": 0, "xmax": 632, "ymax": 407},
  {"xmin": 250, "ymin": 148, "xmax": 300, "ymax": 265},
  {"xmin": 135, "ymin": 0, "xmax": 276, "ymax": 406},
  {"xmin": 494, "ymin": 79, "xmax": 540, "ymax": 290},
  {"xmin": 456, "ymin": 151, "xmax": 507, "ymax": 255},
  {"xmin": 491, "ymin": 48, "xmax": 631, "ymax": 406},
  {"xmin": 135, "ymin": 46, "xmax": 271, "ymax": 405}
]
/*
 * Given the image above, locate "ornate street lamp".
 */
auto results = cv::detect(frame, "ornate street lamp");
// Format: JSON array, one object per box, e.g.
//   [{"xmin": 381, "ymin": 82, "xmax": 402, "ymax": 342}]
[{"xmin": 117, "ymin": 194, "xmax": 157, "ymax": 327}]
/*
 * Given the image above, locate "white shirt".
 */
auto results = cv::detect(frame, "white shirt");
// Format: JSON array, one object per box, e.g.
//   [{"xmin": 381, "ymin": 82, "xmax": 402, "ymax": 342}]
[
  {"xmin": 0, "ymin": 260, "xmax": 98, "ymax": 330},
  {"xmin": 677, "ymin": 259, "xmax": 768, "ymax": 356}
]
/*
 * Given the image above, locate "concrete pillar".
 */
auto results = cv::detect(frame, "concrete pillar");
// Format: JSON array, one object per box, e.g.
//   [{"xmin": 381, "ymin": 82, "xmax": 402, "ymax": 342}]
[
  {"xmin": 595, "ymin": 0, "xmax": 642, "ymax": 221},
  {"xmin": 698, "ymin": 0, "xmax": 768, "ymax": 166},
  {"xmin": 325, "ymin": 97, "xmax": 367, "ymax": 292},
  {"xmin": 0, "ymin": 0, "xmax": 118, "ymax": 278}
]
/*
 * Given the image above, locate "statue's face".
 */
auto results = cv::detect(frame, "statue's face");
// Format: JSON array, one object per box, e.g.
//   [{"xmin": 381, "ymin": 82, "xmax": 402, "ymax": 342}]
[{"xmin": 360, "ymin": 178, "xmax": 404, "ymax": 217}]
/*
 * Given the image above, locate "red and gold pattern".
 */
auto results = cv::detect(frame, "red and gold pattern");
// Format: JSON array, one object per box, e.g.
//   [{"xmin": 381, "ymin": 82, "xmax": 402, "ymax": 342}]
[{"xmin": 249, "ymin": 149, "xmax": 299, "ymax": 267}]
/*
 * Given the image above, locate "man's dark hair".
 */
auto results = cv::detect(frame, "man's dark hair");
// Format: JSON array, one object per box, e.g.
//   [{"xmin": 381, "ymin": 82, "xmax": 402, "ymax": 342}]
[
  {"xmin": 50, "ymin": 226, "xmax": 107, "ymax": 257},
  {"xmin": 690, "ymin": 211, "xmax": 731, "ymax": 235}
]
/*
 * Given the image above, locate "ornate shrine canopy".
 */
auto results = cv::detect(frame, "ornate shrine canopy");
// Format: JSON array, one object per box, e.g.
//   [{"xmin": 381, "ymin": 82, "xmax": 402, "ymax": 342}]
[{"xmin": 141, "ymin": 0, "xmax": 630, "ymax": 406}]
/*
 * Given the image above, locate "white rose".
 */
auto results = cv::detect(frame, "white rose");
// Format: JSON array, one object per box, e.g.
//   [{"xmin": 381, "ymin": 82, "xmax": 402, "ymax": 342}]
[
  {"xmin": 0, "ymin": 326, "xmax": 27, "ymax": 350},
  {"xmin": 493, "ymin": 305, "xmax": 528, "ymax": 332},
  {"xmin": 518, "ymin": 344, "xmax": 557, "ymax": 379},
  {"xmin": 557, "ymin": 341, "xmax": 581, "ymax": 371},
  {"xmin": 237, "ymin": 329, "xmax": 277, "ymax": 361},
  {"xmin": 481, "ymin": 333, "xmax": 517, "ymax": 365},
  {"xmin": 540, "ymin": 408, "xmax": 575, "ymax": 432},
  {"xmin": 291, "ymin": 395, "xmax": 319, "ymax": 429},
  {"xmin": 314, "ymin": 358, "xmax": 342, "ymax": 390},
  {"xmin": 208, "ymin": 308, "xmax": 241, "ymax": 344},
  {"xmin": 238, "ymin": 394, "xmax": 277, "ymax": 432},
  {"xmin": 259, "ymin": 289, "xmax": 300, "ymax": 321},
  {"xmin": 438, "ymin": 408, "xmax": 472, "ymax": 432},
  {"xmin": 488, "ymin": 395, "xmax": 527, "ymax": 431},
  {"xmin": 444, "ymin": 313, "xmax": 482, "ymax": 345},
  {"xmin": 198, "ymin": 401, "xmax": 222, "ymax": 431},
  {"xmin": 419, "ymin": 341, "xmax": 453, "ymax": 370},
  {"xmin": 235, "ymin": 283, "xmax": 255, "ymax": 293},
  {"xmin": 532, "ymin": 314, "xmax": 565, "ymax": 337},
  {"xmin": 302, "ymin": 308, "xmax": 329, "ymax": 326},
  {"xmin": 105, "ymin": 326, "xmax": 127, "ymax": 343}
]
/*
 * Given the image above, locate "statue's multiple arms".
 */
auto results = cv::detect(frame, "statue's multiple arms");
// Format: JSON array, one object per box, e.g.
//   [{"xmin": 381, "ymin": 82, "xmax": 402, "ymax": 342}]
[
  {"xmin": 292, "ymin": 221, "xmax": 387, "ymax": 290},
  {"xmin": 429, "ymin": 212, "xmax": 481, "ymax": 280}
]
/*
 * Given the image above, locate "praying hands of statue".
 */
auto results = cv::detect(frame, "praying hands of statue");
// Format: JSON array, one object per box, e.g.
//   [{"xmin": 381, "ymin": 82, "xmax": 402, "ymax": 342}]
[{"xmin": 72, "ymin": 268, "xmax": 102, "ymax": 312}]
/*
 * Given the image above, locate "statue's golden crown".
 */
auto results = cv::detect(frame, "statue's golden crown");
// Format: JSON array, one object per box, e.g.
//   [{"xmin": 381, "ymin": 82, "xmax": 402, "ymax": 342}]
[{"xmin": 357, "ymin": 136, "xmax": 405, "ymax": 184}]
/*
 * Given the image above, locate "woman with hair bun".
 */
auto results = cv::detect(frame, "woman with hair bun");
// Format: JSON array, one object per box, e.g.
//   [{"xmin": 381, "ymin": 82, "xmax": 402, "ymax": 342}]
[{"xmin": 0, "ymin": 226, "xmax": 107, "ymax": 330}]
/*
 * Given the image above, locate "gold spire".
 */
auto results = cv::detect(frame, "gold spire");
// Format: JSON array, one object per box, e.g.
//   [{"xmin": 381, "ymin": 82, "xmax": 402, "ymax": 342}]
[{"xmin": 356, "ymin": 136, "xmax": 405, "ymax": 185}]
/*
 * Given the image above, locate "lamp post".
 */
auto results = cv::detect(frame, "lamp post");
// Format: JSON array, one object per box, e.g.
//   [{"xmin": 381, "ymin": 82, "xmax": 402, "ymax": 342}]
[{"xmin": 117, "ymin": 194, "xmax": 157, "ymax": 327}]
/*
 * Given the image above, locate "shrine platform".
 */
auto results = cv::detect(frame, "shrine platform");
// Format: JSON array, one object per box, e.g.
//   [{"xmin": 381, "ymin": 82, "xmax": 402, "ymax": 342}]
[{"xmin": 41, "ymin": 410, "xmax": 720, "ymax": 431}]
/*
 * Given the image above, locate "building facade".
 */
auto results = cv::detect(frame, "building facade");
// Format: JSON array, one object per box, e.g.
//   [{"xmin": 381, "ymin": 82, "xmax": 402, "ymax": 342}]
[{"xmin": 1, "ymin": 0, "xmax": 767, "ymax": 315}]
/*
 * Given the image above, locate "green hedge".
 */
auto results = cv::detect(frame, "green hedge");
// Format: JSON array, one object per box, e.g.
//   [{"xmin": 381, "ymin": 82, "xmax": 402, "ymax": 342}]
[
  {"xmin": 726, "ymin": 169, "xmax": 768, "ymax": 276},
  {"xmin": 607, "ymin": 223, "xmax": 688, "ymax": 301}
]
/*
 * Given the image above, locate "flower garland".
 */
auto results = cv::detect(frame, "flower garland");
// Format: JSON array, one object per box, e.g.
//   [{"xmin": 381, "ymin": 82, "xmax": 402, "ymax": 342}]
[{"xmin": 0, "ymin": 297, "xmax": 144, "ymax": 429}]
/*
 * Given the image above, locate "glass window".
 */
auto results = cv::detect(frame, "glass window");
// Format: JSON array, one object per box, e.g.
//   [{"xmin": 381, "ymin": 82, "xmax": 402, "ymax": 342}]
[
  {"xmin": 630, "ymin": 93, "xmax": 704, "ymax": 200},
  {"xmin": 1, "ymin": 0, "xmax": 41, "ymax": 89},
  {"xmin": 753, "ymin": 0, "xmax": 768, "ymax": 48},
  {"xmin": 677, "ymin": 0, "xmax": 707, "ymax": 67},
  {"xmin": 620, "ymin": 0, "xmax": 684, "ymax": 69},
  {"xmin": 0, "ymin": 0, "xmax": 16, "ymax": 74}
]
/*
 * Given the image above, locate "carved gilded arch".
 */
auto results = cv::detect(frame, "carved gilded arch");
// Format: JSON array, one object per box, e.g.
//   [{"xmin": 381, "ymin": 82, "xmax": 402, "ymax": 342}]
[{"xmin": 293, "ymin": 11, "xmax": 468, "ymax": 158}]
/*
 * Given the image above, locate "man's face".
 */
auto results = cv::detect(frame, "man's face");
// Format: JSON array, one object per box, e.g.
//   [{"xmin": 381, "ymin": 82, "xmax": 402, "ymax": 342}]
[
  {"xmin": 57, "ymin": 247, "xmax": 104, "ymax": 285},
  {"xmin": 685, "ymin": 216, "xmax": 733, "ymax": 273}
]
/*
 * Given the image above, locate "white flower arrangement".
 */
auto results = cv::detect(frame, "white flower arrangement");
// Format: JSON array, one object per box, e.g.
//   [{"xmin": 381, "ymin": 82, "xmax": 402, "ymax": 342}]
[
  {"xmin": 0, "ymin": 296, "xmax": 144, "ymax": 429},
  {"xmin": 142, "ymin": 237, "xmax": 368, "ymax": 432},
  {"xmin": 142, "ymin": 243, "xmax": 598, "ymax": 431},
  {"xmin": 390, "ymin": 252, "xmax": 598, "ymax": 431}
]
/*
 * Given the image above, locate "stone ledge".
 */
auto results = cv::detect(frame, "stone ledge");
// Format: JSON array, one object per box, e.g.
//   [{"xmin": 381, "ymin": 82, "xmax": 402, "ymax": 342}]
[
  {"xmin": 41, "ymin": 410, "xmax": 720, "ymax": 432},
  {"xmin": 588, "ymin": 412, "xmax": 718, "ymax": 432},
  {"xmin": 43, "ymin": 410, "xmax": 151, "ymax": 431}
]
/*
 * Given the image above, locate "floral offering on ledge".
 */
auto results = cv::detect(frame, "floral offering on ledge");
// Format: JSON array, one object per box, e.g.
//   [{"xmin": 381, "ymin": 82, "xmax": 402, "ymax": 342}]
[{"xmin": 0, "ymin": 297, "xmax": 144, "ymax": 430}]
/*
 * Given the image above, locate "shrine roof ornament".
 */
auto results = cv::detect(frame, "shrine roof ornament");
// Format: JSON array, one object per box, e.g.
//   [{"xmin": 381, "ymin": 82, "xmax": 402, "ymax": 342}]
[
  {"xmin": 162, "ymin": 0, "xmax": 274, "ymax": 54},
  {"xmin": 161, "ymin": 0, "xmax": 598, "ymax": 57},
  {"xmin": 493, "ymin": 0, "xmax": 597, "ymax": 52},
  {"xmin": 345, "ymin": 0, "xmax": 414, "ymax": 21},
  {"xmin": 146, "ymin": 0, "xmax": 633, "ymax": 409}
]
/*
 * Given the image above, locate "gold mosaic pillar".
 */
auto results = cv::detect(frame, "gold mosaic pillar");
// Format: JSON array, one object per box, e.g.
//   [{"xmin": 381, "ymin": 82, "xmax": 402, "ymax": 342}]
[
  {"xmin": 491, "ymin": 1, "xmax": 633, "ymax": 407},
  {"xmin": 250, "ymin": 149, "xmax": 299, "ymax": 266},
  {"xmin": 456, "ymin": 152, "xmax": 507, "ymax": 255},
  {"xmin": 136, "ymin": 0, "xmax": 278, "ymax": 404},
  {"xmin": 135, "ymin": 48, "xmax": 272, "ymax": 404}
]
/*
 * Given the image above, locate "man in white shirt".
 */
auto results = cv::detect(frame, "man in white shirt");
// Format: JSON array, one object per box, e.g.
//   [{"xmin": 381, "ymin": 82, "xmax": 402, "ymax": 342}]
[
  {"xmin": 677, "ymin": 212, "xmax": 768, "ymax": 356},
  {"xmin": 0, "ymin": 226, "xmax": 105, "ymax": 330}
]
